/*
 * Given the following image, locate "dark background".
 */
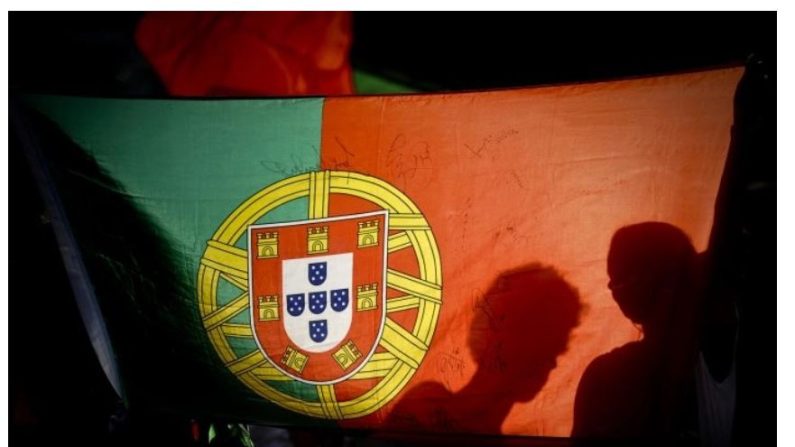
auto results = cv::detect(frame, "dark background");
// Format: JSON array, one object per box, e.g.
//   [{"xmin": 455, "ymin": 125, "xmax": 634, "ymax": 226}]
[
  {"xmin": 9, "ymin": 12, "xmax": 776, "ymax": 95},
  {"xmin": 9, "ymin": 11, "xmax": 775, "ymax": 446}
]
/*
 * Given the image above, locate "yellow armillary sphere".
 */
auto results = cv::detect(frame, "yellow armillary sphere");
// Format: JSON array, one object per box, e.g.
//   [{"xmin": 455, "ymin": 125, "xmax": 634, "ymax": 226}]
[{"xmin": 197, "ymin": 170, "xmax": 442, "ymax": 419}]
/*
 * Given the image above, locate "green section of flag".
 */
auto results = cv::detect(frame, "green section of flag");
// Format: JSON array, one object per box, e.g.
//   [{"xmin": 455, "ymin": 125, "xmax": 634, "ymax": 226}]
[
  {"xmin": 267, "ymin": 380, "xmax": 320, "ymax": 403},
  {"xmin": 26, "ymin": 95, "xmax": 322, "ymax": 282},
  {"xmin": 25, "ymin": 95, "xmax": 334, "ymax": 426},
  {"xmin": 228, "ymin": 309, "xmax": 253, "ymax": 325},
  {"xmin": 217, "ymin": 277, "xmax": 244, "ymax": 307},
  {"xmin": 227, "ymin": 337, "xmax": 260, "ymax": 358}
]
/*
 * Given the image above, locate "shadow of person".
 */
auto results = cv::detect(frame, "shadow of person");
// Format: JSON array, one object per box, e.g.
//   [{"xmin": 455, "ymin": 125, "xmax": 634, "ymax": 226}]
[
  {"xmin": 572, "ymin": 222, "xmax": 702, "ymax": 444},
  {"xmin": 385, "ymin": 263, "xmax": 582, "ymax": 436}
]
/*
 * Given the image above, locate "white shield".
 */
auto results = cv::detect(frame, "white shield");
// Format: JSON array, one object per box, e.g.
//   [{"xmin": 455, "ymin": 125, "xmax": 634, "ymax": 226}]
[{"xmin": 281, "ymin": 253, "xmax": 353, "ymax": 353}]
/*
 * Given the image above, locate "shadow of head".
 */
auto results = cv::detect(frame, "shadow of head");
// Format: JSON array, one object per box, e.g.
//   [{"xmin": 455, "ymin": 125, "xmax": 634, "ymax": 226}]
[
  {"xmin": 607, "ymin": 222, "xmax": 698, "ymax": 330},
  {"xmin": 467, "ymin": 263, "xmax": 581, "ymax": 402}
]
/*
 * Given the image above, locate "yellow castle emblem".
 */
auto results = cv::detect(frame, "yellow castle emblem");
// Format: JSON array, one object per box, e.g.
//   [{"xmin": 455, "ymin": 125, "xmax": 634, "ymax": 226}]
[
  {"xmin": 257, "ymin": 232, "xmax": 278, "ymax": 258},
  {"xmin": 258, "ymin": 295, "xmax": 279, "ymax": 322},
  {"xmin": 308, "ymin": 226, "xmax": 329, "ymax": 254},
  {"xmin": 356, "ymin": 283, "xmax": 378, "ymax": 311},
  {"xmin": 357, "ymin": 220, "xmax": 379, "ymax": 248}
]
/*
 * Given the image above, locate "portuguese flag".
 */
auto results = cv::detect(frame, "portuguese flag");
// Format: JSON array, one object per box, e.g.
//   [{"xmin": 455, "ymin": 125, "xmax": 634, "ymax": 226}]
[{"xmin": 18, "ymin": 66, "xmax": 741, "ymax": 437}]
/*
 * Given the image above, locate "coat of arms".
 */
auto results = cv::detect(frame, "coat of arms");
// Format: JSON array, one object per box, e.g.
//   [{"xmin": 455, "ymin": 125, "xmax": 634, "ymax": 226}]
[{"xmin": 197, "ymin": 171, "xmax": 442, "ymax": 419}]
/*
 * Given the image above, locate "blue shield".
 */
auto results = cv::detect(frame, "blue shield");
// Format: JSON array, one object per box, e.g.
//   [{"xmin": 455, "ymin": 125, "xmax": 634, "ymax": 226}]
[
  {"xmin": 330, "ymin": 289, "xmax": 349, "ymax": 312},
  {"xmin": 286, "ymin": 293, "xmax": 305, "ymax": 317},
  {"xmin": 309, "ymin": 291, "xmax": 327, "ymax": 314},
  {"xmin": 309, "ymin": 320, "xmax": 328, "ymax": 343},
  {"xmin": 308, "ymin": 262, "xmax": 327, "ymax": 286}
]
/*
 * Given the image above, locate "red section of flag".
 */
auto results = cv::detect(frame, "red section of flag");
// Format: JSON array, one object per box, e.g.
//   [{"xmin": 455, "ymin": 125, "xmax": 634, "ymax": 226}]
[
  {"xmin": 135, "ymin": 12, "xmax": 354, "ymax": 97},
  {"xmin": 319, "ymin": 68, "xmax": 742, "ymax": 435}
]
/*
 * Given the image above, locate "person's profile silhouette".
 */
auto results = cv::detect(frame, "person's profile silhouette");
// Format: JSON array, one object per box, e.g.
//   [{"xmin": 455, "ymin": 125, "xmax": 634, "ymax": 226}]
[
  {"xmin": 572, "ymin": 222, "xmax": 702, "ymax": 442},
  {"xmin": 386, "ymin": 263, "xmax": 581, "ymax": 435}
]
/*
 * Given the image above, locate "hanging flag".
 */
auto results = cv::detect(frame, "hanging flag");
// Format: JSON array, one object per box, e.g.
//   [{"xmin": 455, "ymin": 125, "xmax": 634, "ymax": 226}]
[{"xmin": 20, "ymin": 66, "xmax": 741, "ymax": 437}]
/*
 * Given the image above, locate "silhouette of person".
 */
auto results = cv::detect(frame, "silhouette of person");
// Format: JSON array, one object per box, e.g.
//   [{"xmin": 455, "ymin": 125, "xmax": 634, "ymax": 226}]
[
  {"xmin": 386, "ymin": 263, "xmax": 581, "ymax": 435},
  {"xmin": 572, "ymin": 222, "xmax": 702, "ymax": 443}
]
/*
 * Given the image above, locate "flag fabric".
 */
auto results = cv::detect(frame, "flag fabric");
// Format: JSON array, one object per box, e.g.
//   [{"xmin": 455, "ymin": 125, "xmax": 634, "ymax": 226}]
[{"xmin": 22, "ymin": 66, "xmax": 741, "ymax": 437}]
